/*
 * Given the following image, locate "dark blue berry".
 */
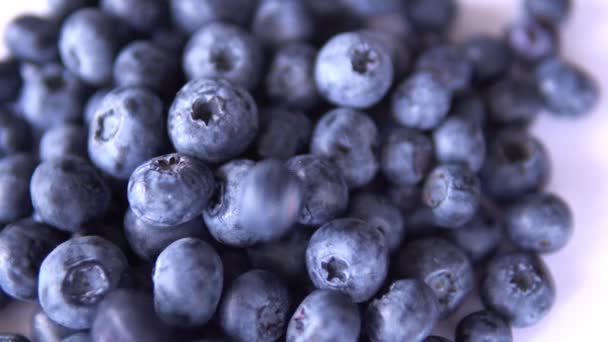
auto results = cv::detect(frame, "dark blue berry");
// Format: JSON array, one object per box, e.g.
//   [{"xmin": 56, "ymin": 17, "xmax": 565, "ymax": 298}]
[
  {"xmin": 396, "ymin": 238, "xmax": 474, "ymax": 317},
  {"xmin": 153, "ymin": 238, "xmax": 223, "ymax": 327},
  {"xmin": 38, "ymin": 236, "xmax": 130, "ymax": 329},
  {"xmin": 463, "ymin": 35, "xmax": 511, "ymax": 83},
  {"xmin": 31, "ymin": 156, "xmax": 111, "ymax": 232},
  {"xmin": 150, "ymin": 28, "xmax": 189, "ymax": 54},
  {"xmin": 286, "ymin": 155, "xmax": 349, "ymax": 226},
  {"xmin": 387, "ymin": 183, "xmax": 421, "ymax": 212},
  {"xmin": 406, "ymin": 0, "xmax": 456, "ymax": 32},
  {"xmin": 39, "ymin": 124, "xmax": 87, "ymax": 161},
  {"xmin": 101, "ymin": 0, "xmax": 168, "ymax": 33},
  {"xmin": 256, "ymin": 107, "xmax": 312, "ymax": 160},
  {"xmin": 83, "ymin": 88, "xmax": 109, "ymax": 125},
  {"xmin": 169, "ymin": 0, "xmax": 256, "ymax": 33},
  {"xmin": 311, "ymin": 108, "xmax": 379, "ymax": 188},
  {"xmin": 524, "ymin": 0, "xmax": 572, "ymax": 25},
  {"xmin": 31, "ymin": 309, "xmax": 77, "ymax": 342},
  {"xmin": 366, "ymin": 279, "xmax": 440, "ymax": 342},
  {"xmin": 0, "ymin": 109, "xmax": 31, "ymax": 158},
  {"xmin": 0, "ymin": 153, "xmax": 37, "ymax": 223},
  {"xmin": 287, "ymin": 290, "xmax": 361, "ymax": 342},
  {"xmin": 252, "ymin": 0, "xmax": 315, "ymax": 47},
  {"xmin": 455, "ymin": 310, "xmax": 513, "ymax": 342},
  {"xmin": 127, "ymin": 153, "xmax": 215, "ymax": 227},
  {"xmin": 486, "ymin": 77, "xmax": 543, "ymax": 124},
  {"xmin": 361, "ymin": 29, "xmax": 410, "ymax": 78},
  {"xmin": 219, "ymin": 269, "xmax": 290, "ymax": 342},
  {"xmin": 306, "ymin": 218, "xmax": 388, "ymax": 302},
  {"xmin": 0, "ymin": 59, "xmax": 22, "ymax": 102},
  {"xmin": 433, "ymin": 113, "xmax": 486, "ymax": 172},
  {"xmin": 416, "ymin": 45, "xmax": 473, "ymax": 92},
  {"xmin": 481, "ymin": 252, "xmax": 555, "ymax": 327},
  {"xmin": 168, "ymin": 78, "xmax": 258, "ymax": 163},
  {"xmin": 506, "ymin": 19, "xmax": 558, "ymax": 64},
  {"xmin": 315, "ymin": 31, "xmax": 393, "ymax": 109},
  {"xmin": 4, "ymin": 15, "xmax": 59, "ymax": 63},
  {"xmin": 381, "ymin": 127, "xmax": 433, "ymax": 185},
  {"xmin": 183, "ymin": 23, "xmax": 263, "ymax": 90}
]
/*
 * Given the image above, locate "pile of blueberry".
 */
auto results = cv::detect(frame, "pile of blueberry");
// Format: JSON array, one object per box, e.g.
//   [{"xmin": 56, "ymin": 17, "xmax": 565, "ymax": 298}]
[{"xmin": 0, "ymin": 0, "xmax": 598, "ymax": 341}]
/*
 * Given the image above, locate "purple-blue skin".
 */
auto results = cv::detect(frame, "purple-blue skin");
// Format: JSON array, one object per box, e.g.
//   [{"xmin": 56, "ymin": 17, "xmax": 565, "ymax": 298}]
[
  {"xmin": 153, "ymin": 238, "xmax": 223, "ymax": 327},
  {"xmin": 92, "ymin": 289, "xmax": 170, "ymax": 342},
  {"xmin": 486, "ymin": 77, "xmax": 544, "ymax": 124},
  {"xmin": 183, "ymin": 22, "xmax": 263, "ymax": 90},
  {"xmin": 391, "ymin": 71, "xmax": 452, "ymax": 130},
  {"xmin": 366, "ymin": 279, "xmax": 440, "ymax": 342},
  {"xmin": 481, "ymin": 129, "xmax": 551, "ymax": 200},
  {"xmin": 387, "ymin": 183, "xmax": 421, "ymax": 212},
  {"xmin": 240, "ymin": 159, "xmax": 304, "ymax": 243},
  {"xmin": 18, "ymin": 63, "xmax": 87, "ymax": 130},
  {"xmin": 433, "ymin": 112, "xmax": 486, "ymax": 172},
  {"xmin": 315, "ymin": 31, "xmax": 394, "ymax": 109},
  {"xmin": 0, "ymin": 108, "xmax": 30, "ymax": 158},
  {"xmin": 381, "ymin": 127, "xmax": 434, "ymax": 185},
  {"xmin": 59, "ymin": 8, "xmax": 130, "ymax": 86},
  {"xmin": 416, "ymin": 45, "xmax": 473, "ymax": 92},
  {"xmin": 481, "ymin": 252, "xmax": 555, "ymax": 327},
  {"xmin": 88, "ymin": 87, "xmax": 167, "ymax": 180},
  {"xmin": 32, "ymin": 309, "xmax": 77, "ymax": 342},
  {"xmin": 455, "ymin": 310, "xmax": 513, "ymax": 342},
  {"xmin": 252, "ymin": 0, "xmax": 315, "ymax": 47},
  {"xmin": 38, "ymin": 236, "xmax": 130, "ymax": 330},
  {"xmin": 48, "ymin": 0, "xmax": 96, "ymax": 18},
  {"xmin": 306, "ymin": 218, "xmax": 389, "ymax": 303},
  {"xmin": 219, "ymin": 269, "xmax": 290, "ymax": 342},
  {"xmin": 348, "ymin": 192, "xmax": 405, "ymax": 253},
  {"xmin": 0, "ymin": 59, "xmax": 22, "ymax": 102},
  {"xmin": 4, "ymin": 15, "xmax": 59, "ymax": 63},
  {"xmin": 525, "ymin": 0, "xmax": 572, "ymax": 25},
  {"xmin": 311, "ymin": 108, "xmax": 379, "ymax": 189},
  {"xmin": 40, "ymin": 124, "xmax": 87, "ymax": 161},
  {"xmin": 505, "ymin": 193, "xmax": 573, "ymax": 253},
  {"xmin": 463, "ymin": 35, "xmax": 511, "ymax": 83},
  {"xmin": 168, "ymin": 78, "xmax": 258, "ymax": 163},
  {"xmin": 535, "ymin": 58, "xmax": 599, "ymax": 117},
  {"xmin": 287, "ymin": 290, "xmax": 361, "ymax": 342},
  {"xmin": 127, "ymin": 153, "xmax": 215, "ymax": 227},
  {"xmin": 360, "ymin": 29, "xmax": 410, "ymax": 78},
  {"xmin": 150, "ymin": 28, "xmax": 189, "ymax": 54},
  {"xmin": 265, "ymin": 43, "xmax": 320, "ymax": 110},
  {"xmin": 124, "ymin": 208, "xmax": 210, "ymax": 262},
  {"xmin": 0, "ymin": 219, "xmax": 67, "ymax": 301},
  {"xmin": 0, "ymin": 154, "xmax": 37, "ymax": 223},
  {"xmin": 31, "ymin": 156, "xmax": 111, "ymax": 232},
  {"xmin": 101, "ymin": 0, "xmax": 168, "ymax": 33},
  {"xmin": 256, "ymin": 107, "xmax": 312, "ymax": 160},
  {"xmin": 396, "ymin": 238, "xmax": 474, "ymax": 317},
  {"xmin": 169, "ymin": 0, "xmax": 257, "ymax": 33},
  {"xmin": 406, "ymin": 0, "xmax": 456, "ymax": 32},
  {"xmin": 422, "ymin": 164, "xmax": 481, "ymax": 229},
  {"xmin": 506, "ymin": 19, "xmax": 558, "ymax": 64},
  {"xmin": 83, "ymin": 88, "xmax": 110, "ymax": 125},
  {"xmin": 286, "ymin": 155, "xmax": 349, "ymax": 227}
]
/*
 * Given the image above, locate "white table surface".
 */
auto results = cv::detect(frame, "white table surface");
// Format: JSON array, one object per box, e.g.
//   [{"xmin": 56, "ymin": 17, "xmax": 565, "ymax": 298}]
[{"xmin": 0, "ymin": 0, "xmax": 607, "ymax": 341}]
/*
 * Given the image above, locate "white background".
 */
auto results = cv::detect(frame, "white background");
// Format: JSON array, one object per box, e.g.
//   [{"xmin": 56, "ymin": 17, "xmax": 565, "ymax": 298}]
[{"xmin": 0, "ymin": 0, "xmax": 607, "ymax": 341}]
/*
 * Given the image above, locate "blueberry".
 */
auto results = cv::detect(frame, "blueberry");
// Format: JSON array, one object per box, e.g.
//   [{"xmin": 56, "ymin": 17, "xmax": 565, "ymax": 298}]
[
  {"xmin": 19, "ymin": 63, "xmax": 88, "ymax": 130},
  {"xmin": 61, "ymin": 333, "xmax": 91, "ymax": 342},
  {"xmin": 39, "ymin": 124, "xmax": 87, "ymax": 161},
  {"xmin": 168, "ymin": 78, "xmax": 259, "ymax": 163},
  {"xmin": 150, "ymin": 28, "xmax": 189, "ymax": 54},
  {"xmin": 31, "ymin": 308, "xmax": 77, "ymax": 342},
  {"xmin": 455, "ymin": 310, "xmax": 513, "ymax": 342},
  {"xmin": 315, "ymin": 31, "xmax": 394, "ymax": 109},
  {"xmin": 92, "ymin": 289, "xmax": 170, "ymax": 342},
  {"xmin": 240, "ymin": 159, "xmax": 304, "ymax": 243},
  {"xmin": 391, "ymin": 71, "xmax": 452, "ymax": 130},
  {"xmin": 360, "ymin": 29, "xmax": 410, "ymax": 78},
  {"xmin": 252, "ymin": 0, "xmax": 315, "ymax": 47},
  {"xmin": 124, "ymin": 208, "xmax": 209, "ymax": 262},
  {"xmin": 88, "ymin": 87, "xmax": 167, "ymax": 179},
  {"xmin": 463, "ymin": 35, "xmax": 511, "ymax": 83},
  {"xmin": 416, "ymin": 45, "xmax": 473, "ymax": 93},
  {"xmin": 0, "ymin": 334, "xmax": 30, "ymax": 342},
  {"xmin": 5, "ymin": 15, "xmax": 59, "ymax": 64},
  {"xmin": 256, "ymin": 107, "xmax": 312, "ymax": 160},
  {"xmin": 481, "ymin": 129, "xmax": 550, "ymax": 200},
  {"xmin": 59, "ymin": 8, "xmax": 129, "ymax": 86},
  {"xmin": 219, "ymin": 269, "xmax": 290, "ymax": 342},
  {"xmin": 286, "ymin": 155, "xmax": 349, "ymax": 226},
  {"xmin": 0, "ymin": 109, "xmax": 31, "ymax": 158},
  {"xmin": 0, "ymin": 219, "xmax": 66, "ymax": 301},
  {"xmin": 153, "ymin": 238, "xmax": 223, "ymax": 327},
  {"xmin": 406, "ymin": 0, "xmax": 456, "ymax": 32},
  {"xmin": 348, "ymin": 192, "xmax": 405, "ymax": 253},
  {"xmin": 287, "ymin": 289, "xmax": 360, "ymax": 342},
  {"xmin": 170, "ymin": 0, "xmax": 256, "ymax": 33},
  {"xmin": 481, "ymin": 252, "xmax": 555, "ymax": 327},
  {"xmin": 340, "ymin": 0, "xmax": 404, "ymax": 16},
  {"xmin": 306, "ymin": 218, "xmax": 388, "ymax": 302},
  {"xmin": 486, "ymin": 77, "xmax": 543, "ymax": 124},
  {"xmin": 366, "ymin": 279, "xmax": 440, "ymax": 342},
  {"xmin": 425, "ymin": 337, "xmax": 453, "ymax": 342},
  {"xmin": 38, "ymin": 236, "xmax": 130, "ymax": 329},
  {"xmin": 101, "ymin": 0, "xmax": 168, "ymax": 32},
  {"xmin": 265, "ymin": 43, "xmax": 320, "ymax": 110},
  {"xmin": 127, "ymin": 153, "xmax": 215, "ymax": 227},
  {"xmin": 31, "ymin": 156, "xmax": 111, "ymax": 232},
  {"xmin": 114, "ymin": 41, "xmax": 181, "ymax": 98},
  {"xmin": 524, "ymin": 0, "xmax": 571, "ymax": 25},
  {"xmin": 0, "ymin": 153, "xmax": 37, "ymax": 223},
  {"xmin": 48, "ymin": 0, "xmax": 96, "ymax": 18},
  {"xmin": 0, "ymin": 59, "xmax": 22, "ymax": 102},
  {"xmin": 433, "ymin": 113, "xmax": 486, "ymax": 172},
  {"xmin": 396, "ymin": 238, "xmax": 474, "ymax": 317},
  {"xmin": 505, "ymin": 193, "xmax": 573, "ymax": 253},
  {"xmin": 506, "ymin": 19, "xmax": 558, "ymax": 64},
  {"xmin": 183, "ymin": 23, "xmax": 263, "ymax": 90},
  {"xmin": 535, "ymin": 58, "xmax": 599, "ymax": 117},
  {"xmin": 423, "ymin": 164, "xmax": 481, "ymax": 229},
  {"xmin": 381, "ymin": 127, "xmax": 433, "ymax": 185},
  {"xmin": 83, "ymin": 88, "xmax": 110, "ymax": 126}
]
